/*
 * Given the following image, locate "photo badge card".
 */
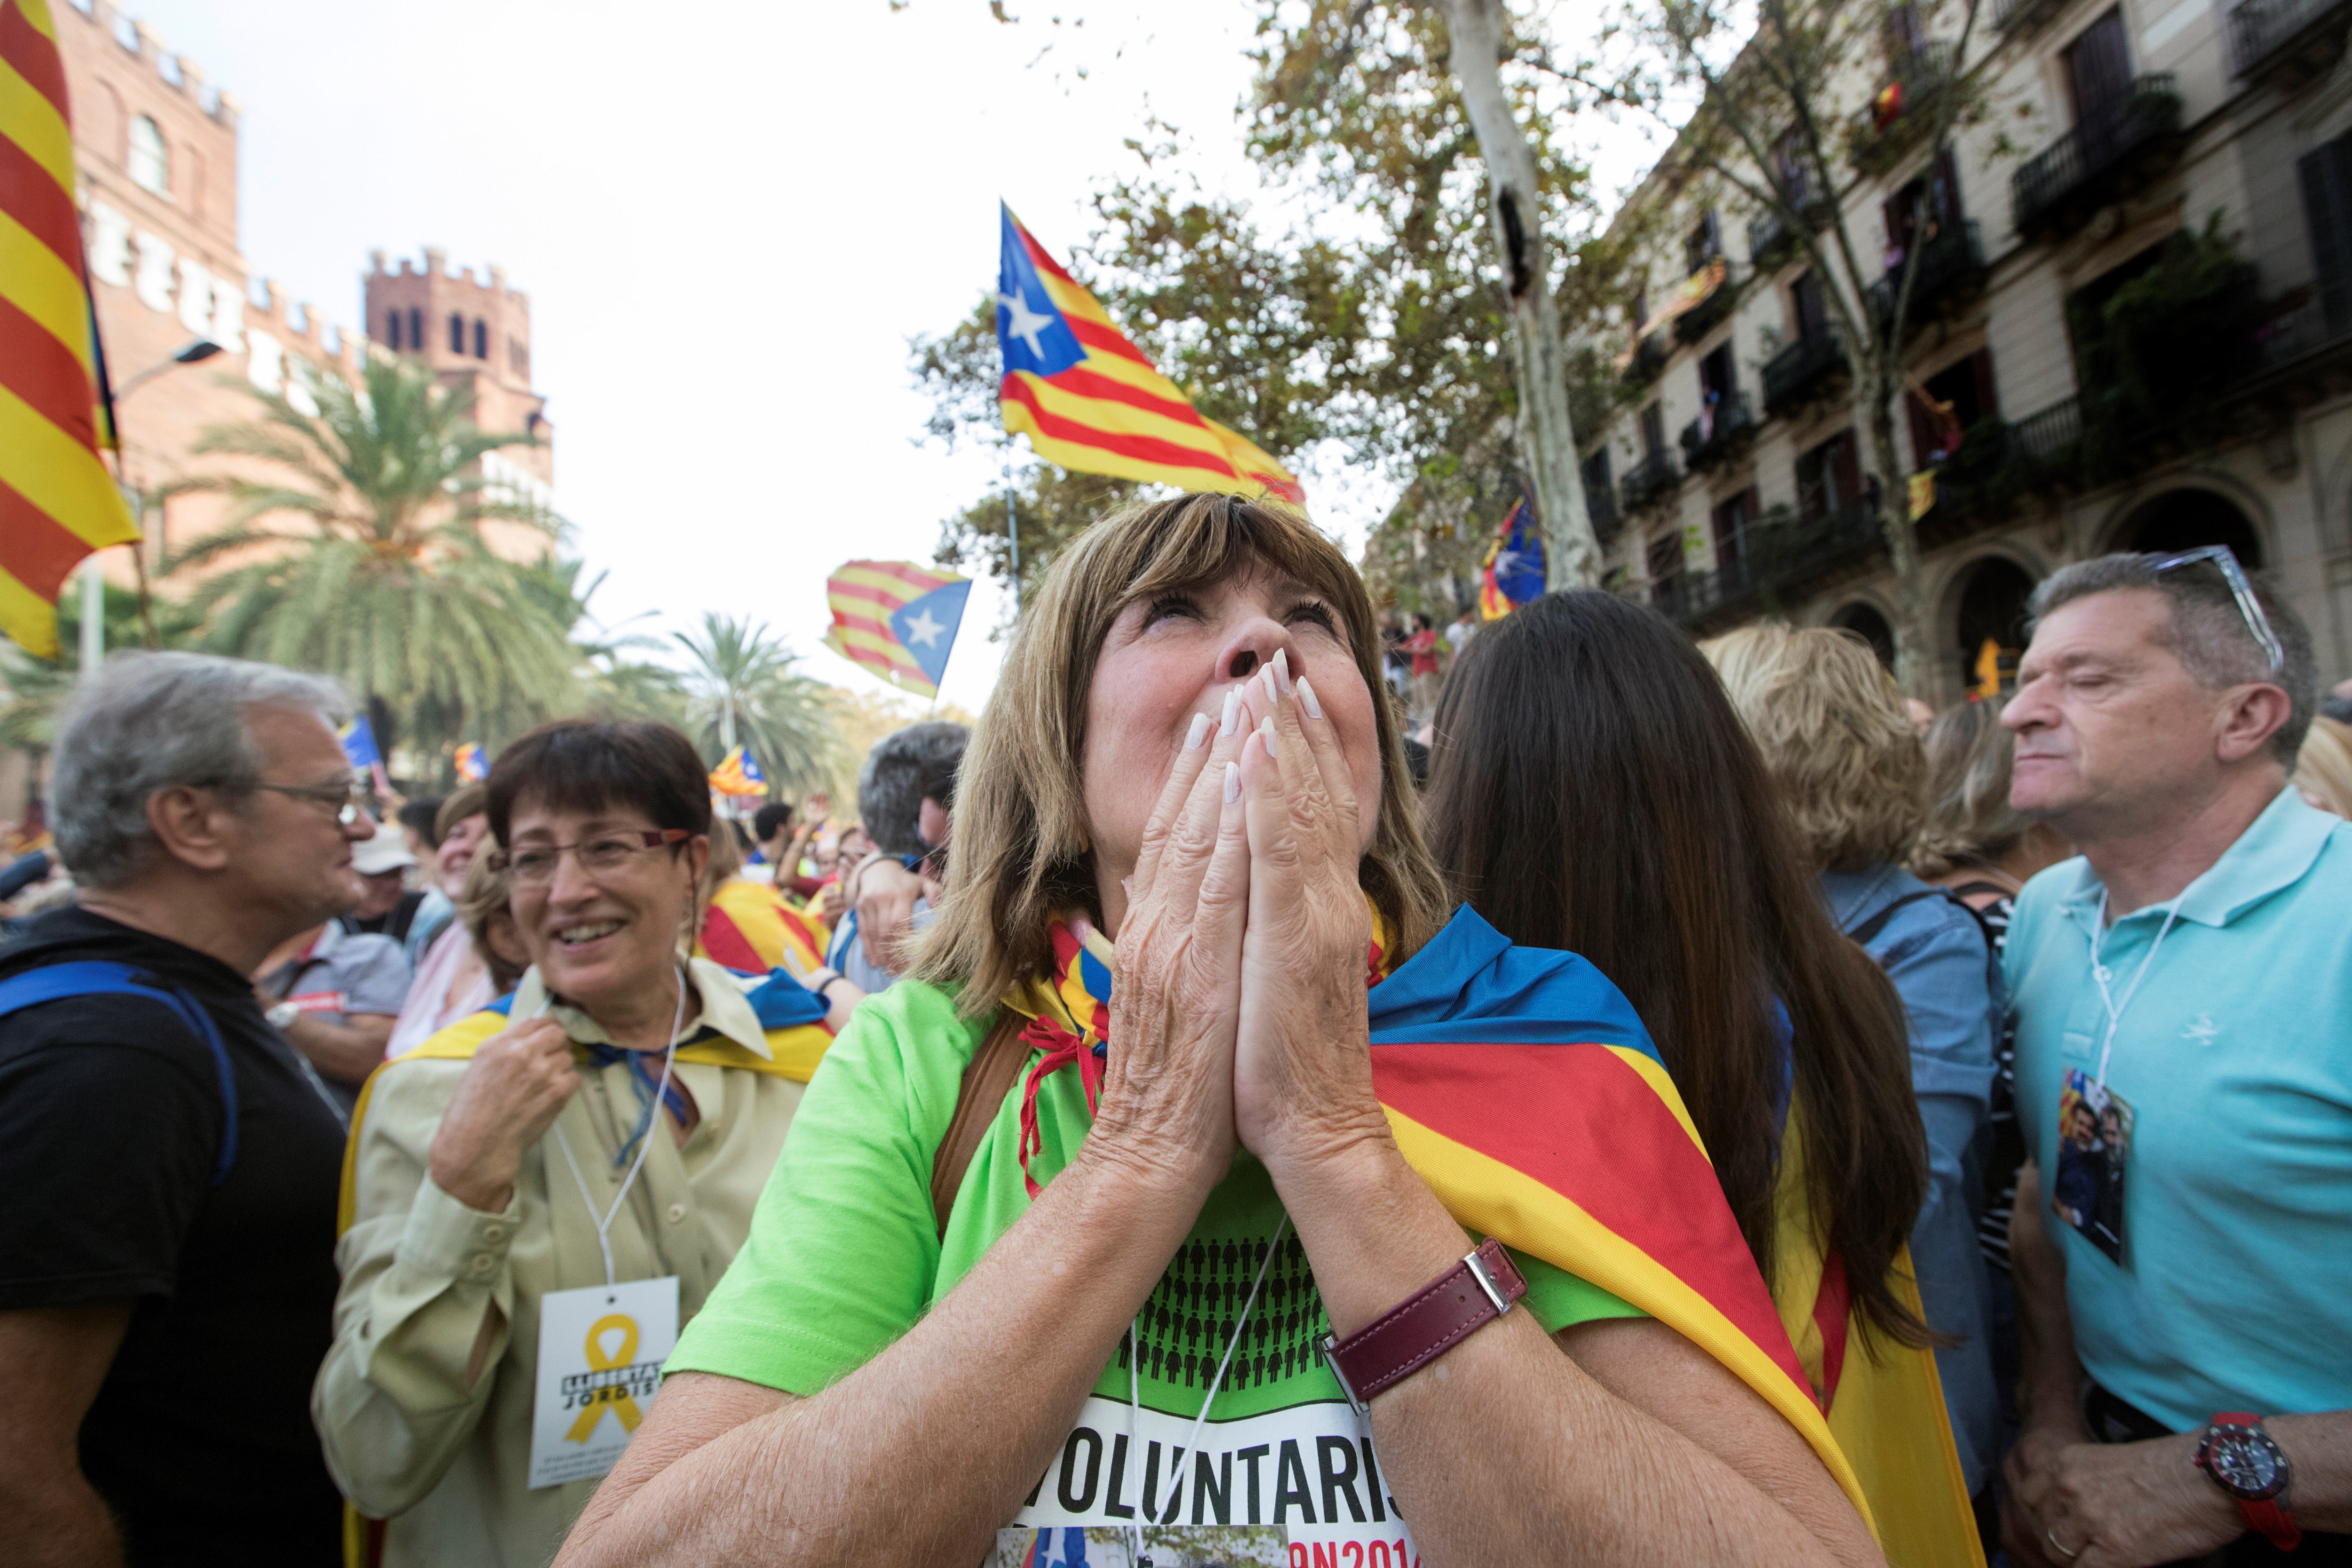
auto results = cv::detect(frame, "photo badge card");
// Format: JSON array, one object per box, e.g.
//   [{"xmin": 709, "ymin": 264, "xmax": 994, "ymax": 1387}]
[
  {"xmin": 993, "ymin": 1525, "xmax": 1295, "ymax": 1568},
  {"xmin": 2052, "ymin": 1067, "xmax": 2133, "ymax": 1264}
]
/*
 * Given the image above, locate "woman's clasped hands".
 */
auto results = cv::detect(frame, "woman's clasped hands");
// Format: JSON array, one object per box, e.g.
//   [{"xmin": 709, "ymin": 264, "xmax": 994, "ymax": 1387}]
[{"xmin": 1091, "ymin": 647, "xmax": 1381, "ymax": 1198}]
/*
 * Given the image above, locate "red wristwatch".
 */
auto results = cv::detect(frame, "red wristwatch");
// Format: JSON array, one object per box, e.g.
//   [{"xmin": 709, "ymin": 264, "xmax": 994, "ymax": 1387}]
[
  {"xmin": 1320, "ymin": 1238, "xmax": 1528, "ymax": 1411},
  {"xmin": 2195, "ymin": 1413, "xmax": 2301, "ymax": 1552}
]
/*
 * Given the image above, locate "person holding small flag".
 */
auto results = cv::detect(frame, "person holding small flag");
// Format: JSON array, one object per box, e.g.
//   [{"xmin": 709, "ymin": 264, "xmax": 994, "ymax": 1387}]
[{"xmin": 556, "ymin": 496, "xmax": 1881, "ymax": 1568}]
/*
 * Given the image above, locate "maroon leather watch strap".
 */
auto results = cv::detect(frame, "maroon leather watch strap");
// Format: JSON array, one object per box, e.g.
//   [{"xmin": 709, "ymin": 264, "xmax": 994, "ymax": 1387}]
[{"xmin": 1320, "ymin": 1238, "xmax": 1528, "ymax": 1410}]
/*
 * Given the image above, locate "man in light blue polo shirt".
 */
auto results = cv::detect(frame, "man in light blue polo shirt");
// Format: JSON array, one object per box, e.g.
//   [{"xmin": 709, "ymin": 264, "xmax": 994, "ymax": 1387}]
[{"xmin": 1996, "ymin": 551, "xmax": 2352, "ymax": 1568}]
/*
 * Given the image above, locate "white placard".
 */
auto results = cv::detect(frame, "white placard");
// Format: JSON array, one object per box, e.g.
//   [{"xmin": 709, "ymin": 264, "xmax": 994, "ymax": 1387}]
[{"xmin": 528, "ymin": 1276, "xmax": 678, "ymax": 1489}]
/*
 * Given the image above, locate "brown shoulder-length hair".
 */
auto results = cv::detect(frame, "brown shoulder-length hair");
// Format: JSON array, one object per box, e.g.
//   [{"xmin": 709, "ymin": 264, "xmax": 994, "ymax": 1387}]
[
  {"xmin": 914, "ymin": 493, "xmax": 1451, "ymax": 1013},
  {"xmin": 1424, "ymin": 590, "xmax": 1929, "ymax": 1345}
]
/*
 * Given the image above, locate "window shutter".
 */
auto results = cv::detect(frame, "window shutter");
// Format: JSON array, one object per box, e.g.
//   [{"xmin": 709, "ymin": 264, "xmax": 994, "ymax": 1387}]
[{"xmin": 2299, "ymin": 135, "xmax": 2352, "ymax": 335}]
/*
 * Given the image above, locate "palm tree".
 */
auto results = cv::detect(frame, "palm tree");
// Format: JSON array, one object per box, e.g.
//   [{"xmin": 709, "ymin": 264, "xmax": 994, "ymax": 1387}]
[
  {"xmin": 673, "ymin": 613, "xmax": 844, "ymax": 796},
  {"xmin": 161, "ymin": 353, "xmax": 577, "ymax": 763}
]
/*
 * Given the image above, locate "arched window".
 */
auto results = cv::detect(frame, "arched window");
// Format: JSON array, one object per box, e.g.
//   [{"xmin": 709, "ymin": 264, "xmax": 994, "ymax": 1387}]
[
  {"xmin": 385, "ymin": 310, "xmax": 402, "ymax": 350},
  {"xmin": 127, "ymin": 114, "xmax": 168, "ymax": 195},
  {"xmin": 448, "ymin": 312, "xmax": 464, "ymax": 354},
  {"xmin": 473, "ymin": 318, "xmax": 487, "ymax": 358}
]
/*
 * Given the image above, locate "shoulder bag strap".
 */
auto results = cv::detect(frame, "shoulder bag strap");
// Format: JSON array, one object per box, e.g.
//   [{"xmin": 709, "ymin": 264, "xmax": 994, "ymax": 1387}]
[
  {"xmin": 1842, "ymin": 888, "xmax": 1944, "ymax": 947},
  {"xmin": 930, "ymin": 1010, "xmax": 1033, "ymax": 1240}
]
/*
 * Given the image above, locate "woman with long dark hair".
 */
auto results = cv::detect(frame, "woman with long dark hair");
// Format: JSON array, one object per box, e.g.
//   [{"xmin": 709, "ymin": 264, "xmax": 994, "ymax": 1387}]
[{"xmin": 1423, "ymin": 589, "xmax": 1977, "ymax": 1560}]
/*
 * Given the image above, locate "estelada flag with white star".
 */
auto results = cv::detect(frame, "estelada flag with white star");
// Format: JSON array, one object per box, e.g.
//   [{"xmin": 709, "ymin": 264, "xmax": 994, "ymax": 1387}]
[
  {"xmin": 707, "ymin": 744, "xmax": 766, "ymax": 798},
  {"xmin": 821, "ymin": 560, "xmax": 969, "ymax": 700},
  {"xmin": 995, "ymin": 204, "xmax": 1303, "ymax": 504},
  {"xmin": 0, "ymin": 0, "xmax": 141, "ymax": 658}
]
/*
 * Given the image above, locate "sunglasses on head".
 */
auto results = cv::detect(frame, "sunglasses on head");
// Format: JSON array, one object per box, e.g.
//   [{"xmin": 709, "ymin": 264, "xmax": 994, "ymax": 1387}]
[{"xmin": 2145, "ymin": 545, "xmax": 2284, "ymax": 675}]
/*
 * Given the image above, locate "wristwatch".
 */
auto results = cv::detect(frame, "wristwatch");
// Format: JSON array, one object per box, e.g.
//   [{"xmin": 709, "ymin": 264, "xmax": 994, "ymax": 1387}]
[
  {"xmin": 1319, "ymin": 1238, "xmax": 1527, "ymax": 1411},
  {"xmin": 2195, "ymin": 1413, "xmax": 2300, "ymax": 1552},
  {"xmin": 266, "ymin": 1000, "xmax": 302, "ymax": 1030}
]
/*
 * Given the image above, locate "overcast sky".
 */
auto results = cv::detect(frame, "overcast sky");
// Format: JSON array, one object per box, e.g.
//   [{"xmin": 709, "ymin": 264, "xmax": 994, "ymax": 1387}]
[{"xmin": 115, "ymin": 0, "xmax": 1651, "ymax": 713}]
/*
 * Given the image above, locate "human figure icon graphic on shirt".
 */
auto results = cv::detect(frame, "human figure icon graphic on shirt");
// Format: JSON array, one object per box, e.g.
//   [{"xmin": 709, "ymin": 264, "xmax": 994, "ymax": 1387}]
[{"xmin": 2052, "ymin": 1067, "xmax": 2131, "ymax": 1263}]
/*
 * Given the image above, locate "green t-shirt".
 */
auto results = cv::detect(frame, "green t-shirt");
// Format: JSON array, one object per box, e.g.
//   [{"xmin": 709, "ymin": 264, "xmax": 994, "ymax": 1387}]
[{"xmin": 670, "ymin": 978, "xmax": 1640, "ymax": 1544}]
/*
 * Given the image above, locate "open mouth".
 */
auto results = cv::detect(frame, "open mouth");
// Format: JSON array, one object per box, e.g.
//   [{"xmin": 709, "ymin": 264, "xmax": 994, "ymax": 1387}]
[{"xmin": 553, "ymin": 919, "xmax": 625, "ymax": 951}]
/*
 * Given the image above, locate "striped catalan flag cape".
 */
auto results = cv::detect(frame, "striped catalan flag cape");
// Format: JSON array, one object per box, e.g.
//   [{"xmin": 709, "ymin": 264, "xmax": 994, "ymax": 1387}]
[
  {"xmin": 822, "ymin": 558, "xmax": 969, "ymax": 699},
  {"xmin": 1007, "ymin": 904, "xmax": 1891, "ymax": 1536},
  {"xmin": 697, "ymin": 876, "xmax": 828, "ymax": 978},
  {"xmin": 0, "ymin": 0, "xmax": 139, "ymax": 657},
  {"xmin": 996, "ymin": 205, "xmax": 1303, "ymax": 503}
]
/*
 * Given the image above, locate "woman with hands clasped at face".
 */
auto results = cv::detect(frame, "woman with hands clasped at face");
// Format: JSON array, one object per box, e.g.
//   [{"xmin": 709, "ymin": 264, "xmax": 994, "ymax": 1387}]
[
  {"xmin": 556, "ymin": 497, "xmax": 1889, "ymax": 1568},
  {"xmin": 314, "ymin": 721, "xmax": 860, "ymax": 1568}
]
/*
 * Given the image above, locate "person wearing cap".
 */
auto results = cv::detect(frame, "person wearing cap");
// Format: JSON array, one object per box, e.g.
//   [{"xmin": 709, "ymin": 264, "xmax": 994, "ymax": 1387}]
[
  {"xmin": 341, "ymin": 818, "xmax": 430, "ymax": 946},
  {"xmin": 255, "ymin": 829, "xmax": 415, "ymax": 1114}
]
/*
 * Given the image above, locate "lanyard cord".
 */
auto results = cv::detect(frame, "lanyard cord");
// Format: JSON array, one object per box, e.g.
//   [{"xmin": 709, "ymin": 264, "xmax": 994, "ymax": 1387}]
[
  {"xmin": 1125, "ymin": 1215, "xmax": 1289, "ymax": 1545},
  {"xmin": 547, "ymin": 966, "xmax": 688, "ymax": 1289},
  {"xmin": 2088, "ymin": 892, "xmax": 2184, "ymax": 1088}
]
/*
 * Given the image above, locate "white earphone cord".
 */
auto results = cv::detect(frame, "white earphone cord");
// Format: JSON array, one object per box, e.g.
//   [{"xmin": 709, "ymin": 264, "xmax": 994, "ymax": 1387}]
[{"xmin": 548, "ymin": 964, "xmax": 688, "ymax": 1288}]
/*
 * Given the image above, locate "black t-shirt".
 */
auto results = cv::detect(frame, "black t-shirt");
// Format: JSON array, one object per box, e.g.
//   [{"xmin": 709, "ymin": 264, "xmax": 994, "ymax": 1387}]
[{"xmin": 0, "ymin": 907, "xmax": 346, "ymax": 1566}]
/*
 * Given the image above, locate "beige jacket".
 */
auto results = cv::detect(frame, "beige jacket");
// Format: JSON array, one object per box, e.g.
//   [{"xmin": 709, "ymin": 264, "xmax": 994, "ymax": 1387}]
[{"xmin": 314, "ymin": 957, "xmax": 816, "ymax": 1568}]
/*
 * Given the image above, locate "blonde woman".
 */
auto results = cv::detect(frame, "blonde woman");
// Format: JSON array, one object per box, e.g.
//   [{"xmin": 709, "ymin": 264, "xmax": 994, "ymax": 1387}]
[
  {"xmin": 2293, "ymin": 713, "xmax": 2352, "ymax": 819},
  {"xmin": 558, "ymin": 496, "xmax": 1884, "ymax": 1568},
  {"xmin": 1706, "ymin": 624, "xmax": 2002, "ymax": 1504}
]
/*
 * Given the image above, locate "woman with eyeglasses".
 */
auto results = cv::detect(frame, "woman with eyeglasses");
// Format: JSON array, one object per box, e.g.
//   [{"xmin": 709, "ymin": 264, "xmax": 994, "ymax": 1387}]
[{"xmin": 314, "ymin": 720, "xmax": 861, "ymax": 1568}]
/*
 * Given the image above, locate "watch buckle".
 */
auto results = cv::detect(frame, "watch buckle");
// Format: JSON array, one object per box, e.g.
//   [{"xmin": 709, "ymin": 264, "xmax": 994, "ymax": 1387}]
[
  {"xmin": 1318, "ymin": 1332, "xmax": 1367, "ymax": 1416},
  {"xmin": 1465, "ymin": 1245, "xmax": 1515, "ymax": 1316}
]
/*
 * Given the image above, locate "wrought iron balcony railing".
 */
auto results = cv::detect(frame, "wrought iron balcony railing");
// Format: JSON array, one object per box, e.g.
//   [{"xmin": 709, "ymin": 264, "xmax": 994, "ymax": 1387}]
[
  {"xmin": 1762, "ymin": 331, "xmax": 1849, "ymax": 417},
  {"xmin": 1653, "ymin": 501, "xmax": 1884, "ymax": 627},
  {"xmin": 1619, "ymin": 448, "xmax": 1683, "ymax": 514},
  {"xmin": 2012, "ymin": 76, "xmax": 2185, "ymax": 238},
  {"xmin": 2230, "ymin": 0, "xmax": 2352, "ymax": 79},
  {"xmin": 1869, "ymin": 220, "xmax": 1988, "ymax": 329},
  {"xmin": 1680, "ymin": 393, "xmax": 1760, "ymax": 470}
]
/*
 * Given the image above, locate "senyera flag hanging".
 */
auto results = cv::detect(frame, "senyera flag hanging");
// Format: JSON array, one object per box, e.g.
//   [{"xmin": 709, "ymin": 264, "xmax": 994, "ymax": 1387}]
[
  {"xmin": 822, "ymin": 560, "xmax": 969, "ymax": 701},
  {"xmin": 0, "ymin": 0, "xmax": 141, "ymax": 657},
  {"xmin": 995, "ymin": 205, "xmax": 1303, "ymax": 504}
]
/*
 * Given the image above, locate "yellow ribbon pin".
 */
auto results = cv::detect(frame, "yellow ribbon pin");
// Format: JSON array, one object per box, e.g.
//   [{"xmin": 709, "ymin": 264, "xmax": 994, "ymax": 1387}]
[{"xmin": 566, "ymin": 1313, "xmax": 648, "ymax": 1442}]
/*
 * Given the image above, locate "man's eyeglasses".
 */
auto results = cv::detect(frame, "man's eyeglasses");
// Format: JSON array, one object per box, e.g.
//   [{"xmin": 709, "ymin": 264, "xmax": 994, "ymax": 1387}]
[
  {"xmin": 2146, "ymin": 544, "xmax": 2285, "ymax": 675},
  {"xmin": 489, "ymin": 829, "xmax": 691, "ymax": 887},
  {"xmin": 254, "ymin": 778, "xmax": 372, "ymax": 826}
]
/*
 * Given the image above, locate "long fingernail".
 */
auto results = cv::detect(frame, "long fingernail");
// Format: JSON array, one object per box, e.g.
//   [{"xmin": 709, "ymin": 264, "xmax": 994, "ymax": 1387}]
[
  {"xmin": 1220, "ymin": 684, "xmax": 1241, "ymax": 737},
  {"xmin": 1272, "ymin": 647, "xmax": 1295, "ymax": 696},
  {"xmin": 1224, "ymin": 760, "xmax": 1241, "ymax": 802},
  {"xmin": 1185, "ymin": 711, "xmax": 1211, "ymax": 751},
  {"xmin": 1262, "ymin": 665, "xmax": 1280, "ymax": 708},
  {"xmin": 1258, "ymin": 715, "xmax": 1278, "ymax": 757},
  {"xmin": 1297, "ymin": 676, "xmax": 1324, "ymax": 720}
]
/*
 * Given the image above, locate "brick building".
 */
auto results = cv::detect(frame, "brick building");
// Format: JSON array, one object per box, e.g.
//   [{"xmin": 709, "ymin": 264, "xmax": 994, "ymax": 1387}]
[
  {"xmin": 51, "ymin": 0, "xmax": 553, "ymax": 577},
  {"xmin": 1579, "ymin": 0, "xmax": 2352, "ymax": 698}
]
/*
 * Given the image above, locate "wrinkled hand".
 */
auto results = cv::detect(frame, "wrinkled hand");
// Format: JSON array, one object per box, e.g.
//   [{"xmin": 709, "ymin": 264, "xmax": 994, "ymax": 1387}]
[
  {"xmin": 1086, "ymin": 681, "xmax": 1257, "ymax": 1196},
  {"xmin": 2006, "ymin": 1427, "xmax": 2241, "ymax": 1568},
  {"xmin": 428, "ymin": 1017, "xmax": 579, "ymax": 1213},
  {"xmin": 856, "ymin": 857, "xmax": 924, "ymax": 973},
  {"xmin": 1231, "ymin": 651, "xmax": 1382, "ymax": 1173}
]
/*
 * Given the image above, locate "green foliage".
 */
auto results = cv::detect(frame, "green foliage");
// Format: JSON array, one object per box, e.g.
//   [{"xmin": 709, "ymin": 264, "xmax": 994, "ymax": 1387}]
[
  {"xmin": 671, "ymin": 613, "xmax": 846, "ymax": 798},
  {"xmin": 162, "ymin": 354, "xmax": 576, "ymax": 764},
  {"xmin": 912, "ymin": 5, "xmax": 1642, "ymax": 618},
  {"xmin": 0, "ymin": 581, "xmax": 197, "ymax": 754}
]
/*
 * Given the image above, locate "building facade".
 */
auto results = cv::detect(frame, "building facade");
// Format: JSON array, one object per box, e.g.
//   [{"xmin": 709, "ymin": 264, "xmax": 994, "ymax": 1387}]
[
  {"xmin": 1584, "ymin": 0, "xmax": 2352, "ymax": 698},
  {"xmin": 52, "ymin": 0, "xmax": 553, "ymax": 576}
]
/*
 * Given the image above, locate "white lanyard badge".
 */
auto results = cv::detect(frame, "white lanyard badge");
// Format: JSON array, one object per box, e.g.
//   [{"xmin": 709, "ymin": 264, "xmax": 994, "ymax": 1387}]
[
  {"xmin": 2087, "ymin": 892, "xmax": 2183, "ymax": 1087},
  {"xmin": 527, "ymin": 966, "xmax": 688, "ymax": 1489}
]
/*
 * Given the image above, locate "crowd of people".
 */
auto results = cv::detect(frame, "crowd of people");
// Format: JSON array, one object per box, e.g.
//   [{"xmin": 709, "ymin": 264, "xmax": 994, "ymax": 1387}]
[{"xmin": 0, "ymin": 493, "xmax": 2343, "ymax": 1568}]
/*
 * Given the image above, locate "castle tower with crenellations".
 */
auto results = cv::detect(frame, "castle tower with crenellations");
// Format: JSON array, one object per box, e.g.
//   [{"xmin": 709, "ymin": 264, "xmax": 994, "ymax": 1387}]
[{"xmin": 366, "ymin": 250, "xmax": 555, "ymax": 507}]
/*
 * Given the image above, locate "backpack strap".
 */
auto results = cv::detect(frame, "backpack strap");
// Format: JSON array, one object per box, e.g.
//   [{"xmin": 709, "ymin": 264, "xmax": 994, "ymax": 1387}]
[
  {"xmin": 1841, "ymin": 888, "xmax": 1947, "ymax": 947},
  {"xmin": 930, "ymin": 1011, "xmax": 1033, "ymax": 1240},
  {"xmin": 0, "ymin": 960, "xmax": 239, "ymax": 1186}
]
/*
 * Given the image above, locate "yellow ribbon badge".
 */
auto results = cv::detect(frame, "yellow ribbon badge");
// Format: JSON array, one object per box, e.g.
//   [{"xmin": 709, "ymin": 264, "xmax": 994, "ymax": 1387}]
[{"xmin": 566, "ymin": 1313, "xmax": 648, "ymax": 1442}]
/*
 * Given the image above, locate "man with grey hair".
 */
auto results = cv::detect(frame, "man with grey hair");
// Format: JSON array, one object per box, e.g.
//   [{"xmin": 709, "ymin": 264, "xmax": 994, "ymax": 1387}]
[
  {"xmin": 0, "ymin": 652, "xmax": 368, "ymax": 1566},
  {"xmin": 1996, "ymin": 551, "xmax": 2352, "ymax": 1567},
  {"xmin": 824, "ymin": 720, "xmax": 967, "ymax": 991}
]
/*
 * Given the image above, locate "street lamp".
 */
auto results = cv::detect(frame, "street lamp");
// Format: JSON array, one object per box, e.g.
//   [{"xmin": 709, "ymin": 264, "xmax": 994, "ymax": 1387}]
[{"xmin": 81, "ymin": 338, "xmax": 227, "ymax": 670}]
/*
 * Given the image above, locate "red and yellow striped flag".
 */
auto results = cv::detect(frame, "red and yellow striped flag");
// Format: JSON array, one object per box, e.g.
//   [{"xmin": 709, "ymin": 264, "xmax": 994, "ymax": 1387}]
[
  {"xmin": 821, "ymin": 559, "xmax": 969, "ymax": 700},
  {"xmin": 1, "ymin": 0, "xmax": 139, "ymax": 657},
  {"xmin": 996, "ymin": 205, "xmax": 1303, "ymax": 503}
]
